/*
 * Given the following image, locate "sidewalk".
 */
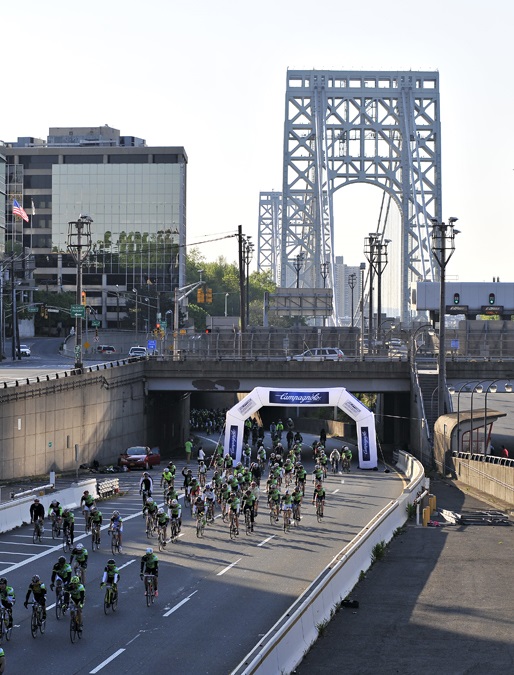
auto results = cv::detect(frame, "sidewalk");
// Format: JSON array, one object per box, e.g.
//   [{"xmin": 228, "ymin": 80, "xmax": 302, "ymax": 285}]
[{"xmin": 296, "ymin": 476, "xmax": 514, "ymax": 675}]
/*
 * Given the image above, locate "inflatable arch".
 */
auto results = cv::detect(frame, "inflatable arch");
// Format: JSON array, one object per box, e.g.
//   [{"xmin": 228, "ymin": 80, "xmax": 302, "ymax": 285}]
[{"xmin": 223, "ymin": 386, "xmax": 377, "ymax": 469}]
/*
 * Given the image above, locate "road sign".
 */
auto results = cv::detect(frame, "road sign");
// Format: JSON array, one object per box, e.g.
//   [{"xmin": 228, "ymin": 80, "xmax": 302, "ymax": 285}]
[
  {"xmin": 147, "ymin": 340, "xmax": 157, "ymax": 350},
  {"xmin": 91, "ymin": 320, "xmax": 101, "ymax": 327},
  {"xmin": 47, "ymin": 308, "xmax": 59, "ymax": 313},
  {"xmin": 71, "ymin": 304, "xmax": 85, "ymax": 318},
  {"xmin": 160, "ymin": 321, "xmax": 167, "ymax": 329},
  {"xmin": 27, "ymin": 306, "xmax": 38, "ymax": 313}
]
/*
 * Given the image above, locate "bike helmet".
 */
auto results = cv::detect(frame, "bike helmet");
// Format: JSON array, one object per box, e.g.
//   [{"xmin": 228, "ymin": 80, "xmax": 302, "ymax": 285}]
[
  {"xmin": 143, "ymin": 472, "xmax": 149, "ymax": 476},
  {"xmin": 70, "ymin": 576, "xmax": 80, "ymax": 585},
  {"xmin": 146, "ymin": 498, "xmax": 154, "ymax": 504},
  {"xmin": 90, "ymin": 506, "xmax": 97, "ymax": 512},
  {"xmin": 171, "ymin": 499, "xmax": 178, "ymax": 507},
  {"xmin": 112, "ymin": 510, "xmax": 120, "ymax": 517},
  {"xmin": 146, "ymin": 547, "xmax": 153, "ymax": 554},
  {"xmin": 83, "ymin": 490, "xmax": 89, "ymax": 495},
  {"xmin": 58, "ymin": 556, "xmax": 66, "ymax": 564},
  {"xmin": 33, "ymin": 498, "xmax": 40, "ymax": 503},
  {"xmin": 107, "ymin": 559, "xmax": 116, "ymax": 566},
  {"xmin": 251, "ymin": 481, "xmax": 257, "ymax": 487},
  {"xmin": 0, "ymin": 579, "xmax": 6, "ymax": 585},
  {"xmin": 157, "ymin": 508, "xmax": 164, "ymax": 515},
  {"xmin": 32, "ymin": 575, "xmax": 40, "ymax": 583},
  {"xmin": 63, "ymin": 509, "xmax": 69, "ymax": 515},
  {"xmin": 199, "ymin": 460, "xmax": 204, "ymax": 465},
  {"xmin": 245, "ymin": 490, "xmax": 251, "ymax": 497},
  {"xmin": 285, "ymin": 490, "xmax": 290, "ymax": 495},
  {"xmin": 51, "ymin": 500, "xmax": 58, "ymax": 506}
]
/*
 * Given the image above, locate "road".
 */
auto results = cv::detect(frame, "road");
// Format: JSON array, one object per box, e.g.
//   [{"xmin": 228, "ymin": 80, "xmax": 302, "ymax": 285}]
[{"xmin": 0, "ymin": 436, "xmax": 403, "ymax": 674}]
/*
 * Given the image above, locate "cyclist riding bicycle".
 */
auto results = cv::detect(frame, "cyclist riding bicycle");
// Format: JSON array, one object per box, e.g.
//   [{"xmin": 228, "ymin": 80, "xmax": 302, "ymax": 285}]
[
  {"xmin": 160, "ymin": 467, "xmax": 174, "ymax": 489},
  {"xmin": 62, "ymin": 508, "xmax": 75, "ymax": 544},
  {"xmin": 281, "ymin": 490, "xmax": 293, "ymax": 524},
  {"xmin": 48, "ymin": 499, "xmax": 63, "ymax": 526},
  {"xmin": 101, "ymin": 559, "xmax": 120, "ymax": 597},
  {"xmin": 68, "ymin": 576, "xmax": 85, "ymax": 631},
  {"xmin": 69, "ymin": 543, "xmax": 89, "ymax": 579},
  {"xmin": 140, "ymin": 548, "xmax": 159, "ymax": 597},
  {"xmin": 312, "ymin": 482, "xmax": 326, "ymax": 513},
  {"xmin": 182, "ymin": 468, "xmax": 194, "ymax": 496},
  {"xmin": 223, "ymin": 453, "xmax": 234, "ymax": 474},
  {"xmin": 50, "ymin": 555, "xmax": 73, "ymax": 603},
  {"xmin": 143, "ymin": 498, "xmax": 158, "ymax": 530},
  {"xmin": 0, "ymin": 578, "xmax": 15, "ymax": 628},
  {"xmin": 189, "ymin": 477, "xmax": 201, "ymax": 501},
  {"xmin": 109, "ymin": 511, "xmax": 124, "ymax": 551},
  {"xmin": 227, "ymin": 493, "xmax": 241, "ymax": 534},
  {"xmin": 90, "ymin": 505, "xmax": 103, "ymax": 528},
  {"xmin": 242, "ymin": 444, "xmax": 252, "ymax": 468},
  {"xmin": 203, "ymin": 483, "xmax": 215, "ymax": 516},
  {"xmin": 198, "ymin": 460, "xmax": 208, "ymax": 481},
  {"xmin": 80, "ymin": 490, "xmax": 96, "ymax": 531},
  {"xmin": 30, "ymin": 498, "xmax": 45, "ymax": 530},
  {"xmin": 24, "ymin": 574, "xmax": 47, "ymax": 620},
  {"xmin": 267, "ymin": 483, "xmax": 281, "ymax": 521},
  {"xmin": 169, "ymin": 499, "xmax": 182, "ymax": 533},
  {"xmin": 330, "ymin": 448, "xmax": 341, "ymax": 473},
  {"xmin": 192, "ymin": 493, "xmax": 206, "ymax": 519},
  {"xmin": 312, "ymin": 464, "xmax": 324, "ymax": 484},
  {"xmin": 139, "ymin": 472, "xmax": 154, "ymax": 501},
  {"xmin": 242, "ymin": 489, "xmax": 256, "ymax": 532},
  {"xmin": 292, "ymin": 486, "xmax": 303, "ymax": 520},
  {"xmin": 156, "ymin": 508, "xmax": 170, "ymax": 544},
  {"xmin": 249, "ymin": 481, "xmax": 260, "ymax": 515}
]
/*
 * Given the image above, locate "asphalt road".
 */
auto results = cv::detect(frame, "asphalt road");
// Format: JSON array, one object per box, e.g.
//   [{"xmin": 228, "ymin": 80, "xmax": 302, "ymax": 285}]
[{"xmin": 0, "ymin": 435, "xmax": 403, "ymax": 675}]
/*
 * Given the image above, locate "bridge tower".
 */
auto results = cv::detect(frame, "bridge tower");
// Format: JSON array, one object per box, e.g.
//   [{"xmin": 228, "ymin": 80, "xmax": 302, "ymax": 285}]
[
  {"xmin": 257, "ymin": 191, "xmax": 282, "ymax": 284},
  {"xmin": 278, "ymin": 69, "xmax": 442, "ymax": 322}
]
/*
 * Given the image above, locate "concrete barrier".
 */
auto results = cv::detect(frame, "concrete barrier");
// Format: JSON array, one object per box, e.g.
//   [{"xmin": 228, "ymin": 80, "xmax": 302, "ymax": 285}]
[
  {"xmin": 233, "ymin": 452, "xmax": 425, "ymax": 675},
  {"xmin": 0, "ymin": 478, "xmax": 98, "ymax": 534}
]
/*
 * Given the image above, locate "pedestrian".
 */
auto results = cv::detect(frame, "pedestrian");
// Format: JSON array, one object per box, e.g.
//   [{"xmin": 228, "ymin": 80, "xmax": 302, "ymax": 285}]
[
  {"xmin": 500, "ymin": 445, "xmax": 509, "ymax": 458},
  {"xmin": 185, "ymin": 438, "xmax": 193, "ymax": 466}
]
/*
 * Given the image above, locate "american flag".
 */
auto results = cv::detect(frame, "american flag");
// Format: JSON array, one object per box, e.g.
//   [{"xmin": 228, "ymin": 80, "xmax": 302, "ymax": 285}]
[{"xmin": 13, "ymin": 199, "xmax": 29, "ymax": 223}]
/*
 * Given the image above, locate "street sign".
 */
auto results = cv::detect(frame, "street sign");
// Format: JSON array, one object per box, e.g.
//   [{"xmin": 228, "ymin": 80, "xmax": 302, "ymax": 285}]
[
  {"xmin": 27, "ymin": 306, "xmax": 38, "ymax": 313},
  {"xmin": 47, "ymin": 308, "xmax": 59, "ymax": 313},
  {"xmin": 71, "ymin": 304, "xmax": 85, "ymax": 318},
  {"xmin": 147, "ymin": 340, "xmax": 157, "ymax": 350},
  {"xmin": 160, "ymin": 321, "xmax": 167, "ymax": 329},
  {"xmin": 91, "ymin": 320, "xmax": 101, "ymax": 327}
]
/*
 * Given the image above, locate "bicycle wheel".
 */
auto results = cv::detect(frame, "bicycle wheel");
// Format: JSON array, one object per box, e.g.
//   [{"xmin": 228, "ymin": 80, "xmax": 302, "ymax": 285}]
[
  {"xmin": 229, "ymin": 517, "xmax": 237, "ymax": 540},
  {"xmin": 31, "ymin": 608, "xmax": 38, "ymax": 638},
  {"xmin": 39, "ymin": 610, "xmax": 46, "ymax": 635},
  {"xmin": 51, "ymin": 522, "xmax": 57, "ymax": 540},
  {"xmin": 269, "ymin": 508, "xmax": 274, "ymax": 525},
  {"xmin": 145, "ymin": 579, "xmax": 152, "ymax": 607},
  {"xmin": 245, "ymin": 510, "xmax": 251, "ymax": 535},
  {"xmin": 317, "ymin": 503, "xmax": 324, "ymax": 522},
  {"xmin": 62, "ymin": 532, "xmax": 70, "ymax": 552},
  {"xmin": 55, "ymin": 592, "xmax": 63, "ymax": 620},
  {"xmin": 70, "ymin": 613, "xmax": 78, "ymax": 643}
]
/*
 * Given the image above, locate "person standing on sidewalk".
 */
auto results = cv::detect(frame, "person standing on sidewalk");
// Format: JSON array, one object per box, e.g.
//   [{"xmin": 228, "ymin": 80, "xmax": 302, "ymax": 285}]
[{"xmin": 185, "ymin": 437, "xmax": 193, "ymax": 466}]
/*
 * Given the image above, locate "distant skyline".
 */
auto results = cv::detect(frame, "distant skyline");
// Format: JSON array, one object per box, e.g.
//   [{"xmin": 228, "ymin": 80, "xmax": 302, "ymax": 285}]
[{"xmin": 3, "ymin": 0, "xmax": 512, "ymax": 285}]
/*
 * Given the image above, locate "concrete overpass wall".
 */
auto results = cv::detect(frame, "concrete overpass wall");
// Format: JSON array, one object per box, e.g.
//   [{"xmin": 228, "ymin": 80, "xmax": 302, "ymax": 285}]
[{"xmin": 0, "ymin": 364, "xmax": 147, "ymax": 480}]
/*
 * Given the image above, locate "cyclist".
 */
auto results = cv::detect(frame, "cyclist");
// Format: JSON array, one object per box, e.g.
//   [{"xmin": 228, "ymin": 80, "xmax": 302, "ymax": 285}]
[
  {"xmin": 80, "ymin": 490, "xmax": 96, "ymax": 532},
  {"xmin": 167, "ymin": 461, "xmax": 177, "ymax": 481},
  {"xmin": 67, "ymin": 576, "xmax": 85, "ymax": 631},
  {"xmin": 189, "ymin": 476, "xmax": 201, "ymax": 502},
  {"xmin": 276, "ymin": 419, "xmax": 284, "ymax": 440},
  {"xmin": 69, "ymin": 543, "xmax": 88, "ymax": 581},
  {"xmin": 330, "ymin": 448, "xmax": 341, "ymax": 473},
  {"xmin": 90, "ymin": 505, "xmax": 103, "ymax": 534},
  {"xmin": 223, "ymin": 453, "xmax": 234, "ymax": 475},
  {"xmin": 109, "ymin": 510, "xmax": 124, "ymax": 551},
  {"xmin": 283, "ymin": 457, "xmax": 294, "ymax": 485},
  {"xmin": 139, "ymin": 472, "xmax": 154, "ymax": 502},
  {"xmin": 281, "ymin": 490, "xmax": 293, "ymax": 527},
  {"xmin": 198, "ymin": 460, "xmax": 208, "ymax": 485},
  {"xmin": 250, "ymin": 461, "xmax": 262, "ymax": 486},
  {"xmin": 29, "ymin": 498, "xmax": 45, "ymax": 531},
  {"xmin": 296, "ymin": 464, "xmax": 308, "ymax": 494},
  {"xmin": 160, "ymin": 466, "xmax": 174, "ymax": 489},
  {"xmin": 101, "ymin": 559, "xmax": 120, "ymax": 598},
  {"xmin": 192, "ymin": 493, "xmax": 206, "ymax": 521},
  {"xmin": 319, "ymin": 451, "xmax": 329, "ymax": 478},
  {"xmin": 294, "ymin": 430, "xmax": 303, "ymax": 446},
  {"xmin": 267, "ymin": 482, "xmax": 281, "ymax": 521},
  {"xmin": 250, "ymin": 481, "xmax": 260, "ymax": 516},
  {"xmin": 165, "ymin": 482, "xmax": 179, "ymax": 507},
  {"xmin": 203, "ymin": 483, "xmax": 216, "ymax": 519},
  {"xmin": 312, "ymin": 463, "xmax": 324, "ymax": 484},
  {"xmin": 312, "ymin": 482, "xmax": 326, "ymax": 516},
  {"xmin": 62, "ymin": 508, "xmax": 75, "ymax": 545},
  {"xmin": 50, "ymin": 555, "xmax": 73, "ymax": 605},
  {"xmin": 292, "ymin": 486, "xmax": 303, "ymax": 521},
  {"xmin": 24, "ymin": 574, "xmax": 47, "ymax": 620},
  {"xmin": 343, "ymin": 445, "xmax": 353, "ymax": 471},
  {"xmin": 140, "ymin": 547, "xmax": 159, "ymax": 597},
  {"xmin": 156, "ymin": 508, "xmax": 170, "ymax": 545},
  {"xmin": 48, "ymin": 499, "xmax": 63, "ymax": 530},
  {"xmin": 242, "ymin": 443, "xmax": 252, "ymax": 468},
  {"xmin": 169, "ymin": 499, "xmax": 182, "ymax": 533},
  {"xmin": 182, "ymin": 468, "xmax": 194, "ymax": 498},
  {"xmin": 0, "ymin": 579, "xmax": 15, "ymax": 629},
  {"xmin": 143, "ymin": 498, "xmax": 158, "ymax": 532},
  {"xmin": 257, "ymin": 445, "xmax": 266, "ymax": 468},
  {"xmin": 220, "ymin": 482, "xmax": 232, "ymax": 520},
  {"xmin": 227, "ymin": 492, "xmax": 240, "ymax": 534},
  {"xmin": 242, "ymin": 489, "xmax": 256, "ymax": 532}
]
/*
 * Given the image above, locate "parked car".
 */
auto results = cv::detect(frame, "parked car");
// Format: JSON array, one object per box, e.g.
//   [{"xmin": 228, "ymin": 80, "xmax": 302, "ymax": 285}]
[
  {"xmin": 96, "ymin": 345, "xmax": 116, "ymax": 354},
  {"xmin": 288, "ymin": 347, "xmax": 345, "ymax": 361},
  {"xmin": 118, "ymin": 445, "xmax": 161, "ymax": 470},
  {"xmin": 17, "ymin": 344, "xmax": 31, "ymax": 357},
  {"xmin": 128, "ymin": 346, "xmax": 148, "ymax": 357}
]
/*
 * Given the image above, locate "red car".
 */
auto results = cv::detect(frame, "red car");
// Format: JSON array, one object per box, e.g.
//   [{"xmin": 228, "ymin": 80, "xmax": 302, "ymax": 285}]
[{"xmin": 118, "ymin": 446, "xmax": 161, "ymax": 470}]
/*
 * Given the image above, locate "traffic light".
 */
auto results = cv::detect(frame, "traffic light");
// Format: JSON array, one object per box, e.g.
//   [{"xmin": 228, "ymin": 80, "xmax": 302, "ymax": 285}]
[
  {"xmin": 205, "ymin": 288, "xmax": 213, "ymax": 303},
  {"xmin": 489, "ymin": 293, "xmax": 496, "ymax": 305},
  {"xmin": 95, "ymin": 328, "xmax": 98, "ymax": 338},
  {"xmin": 205, "ymin": 328, "xmax": 212, "ymax": 334},
  {"xmin": 197, "ymin": 288, "xmax": 205, "ymax": 303},
  {"xmin": 453, "ymin": 293, "xmax": 460, "ymax": 305},
  {"xmin": 156, "ymin": 322, "xmax": 160, "ymax": 330},
  {"xmin": 81, "ymin": 291, "xmax": 86, "ymax": 306}
]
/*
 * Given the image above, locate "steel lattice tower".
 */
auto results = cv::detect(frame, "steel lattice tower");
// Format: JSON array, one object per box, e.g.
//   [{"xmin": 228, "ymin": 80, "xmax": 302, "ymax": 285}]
[
  {"xmin": 277, "ymin": 69, "xmax": 442, "ymax": 321},
  {"xmin": 257, "ymin": 191, "xmax": 282, "ymax": 283}
]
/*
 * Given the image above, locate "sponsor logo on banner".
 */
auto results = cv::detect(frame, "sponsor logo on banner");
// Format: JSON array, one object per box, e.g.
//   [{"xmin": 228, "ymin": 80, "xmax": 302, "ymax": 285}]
[
  {"xmin": 238, "ymin": 398, "xmax": 255, "ymax": 417},
  {"xmin": 269, "ymin": 391, "xmax": 329, "ymax": 405},
  {"xmin": 361, "ymin": 427, "xmax": 371, "ymax": 462},
  {"xmin": 342, "ymin": 398, "xmax": 362, "ymax": 417},
  {"xmin": 229, "ymin": 425, "xmax": 238, "ymax": 459}
]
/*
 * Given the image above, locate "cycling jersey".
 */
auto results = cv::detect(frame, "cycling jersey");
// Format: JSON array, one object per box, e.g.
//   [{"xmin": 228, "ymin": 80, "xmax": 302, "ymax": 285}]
[
  {"xmin": 157, "ymin": 513, "xmax": 170, "ymax": 527},
  {"xmin": 70, "ymin": 547, "xmax": 89, "ymax": 565},
  {"xmin": 140, "ymin": 553, "xmax": 159, "ymax": 574},
  {"xmin": 68, "ymin": 583, "xmax": 85, "ymax": 606},
  {"xmin": 90, "ymin": 511, "xmax": 103, "ymax": 525},
  {"xmin": 51, "ymin": 562, "xmax": 72, "ymax": 585},
  {"xmin": 313, "ymin": 487, "xmax": 326, "ymax": 501}
]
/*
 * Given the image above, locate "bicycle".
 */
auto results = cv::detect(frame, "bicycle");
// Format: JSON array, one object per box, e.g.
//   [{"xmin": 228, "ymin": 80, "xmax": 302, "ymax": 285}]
[
  {"xmin": 229, "ymin": 511, "xmax": 238, "ymax": 539},
  {"xmin": 103, "ymin": 583, "xmax": 118, "ymax": 614},
  {"xmin": 110, "ymin": 528, "xmax": 121, "ymax": 554},
  {"xmin": 69, "ymin": 604, "xmax": 83, "ymax": 643},
  {"xmin": 269, "ymin": 501, "xmax": 280, "ymax": 525},
  {"xmin": 54, "ymin": 579, "xmax": 66, "ymax": 620},
  {"xmin": 157, "ymin": 526, "xmax": 168, "ymax": 550},
  {"xmin": 91, "ymin": 523, "xmax": 101, "ymax": 551},
  {"xmin": 143, "ymin": 574, "xmax": 156, "ymax": 606},
  {"xmin": 331, "ymin": 459, "xmax": 339, "ymax": 474},
  {"xmin": 169, "ymin": 518, "xmax": 179, "ymax": 543},
  {"xmin": 146, "ymin": 514, "xmax": 156, "ymax": 538},
  {"xmin": 32, "ymin": 518, "xmax": 44, "ymax": 544},
  {"xmin": 62, "ymin": 524, "xmax": 72, "ymax": 552},
  {"xmin": 283, "ymin": 507, "xmax": 292, "ymax": 533},
  {"xmin": 30, "ymin": 600, "xmax": 46, "ymax": 638},
  {"xmin": 206, "ymin": 500, "xmax": 215, "ymax": 524},
  {"xmin": 196, "ymin": 511, "xmax": 206, "ymax": 538},
  {"xmin": 141, "ymin": 489, "xmax": 150, "ymax": 508},
  {"xmin": 0, "ymin": 606, "xmax": 12, "ymax": 642},
  {"xmin": 342, "ymin": 457, "xmax": 351, "ymax": 473},
  {"xmin": 83, "ymin": 510, "xmax": 92, "ymax": 534},
  {"xmin": 51, "ymin": 515, "xmax": 62, "ymax": 540},
  {"xmin": 199, "ymin": 472, "xmax": 206, "ymax": 488},
  {"xmin": 316, "ymin": 499, "xmax": 324, "ymax": 522},
  {"xmin": 244, "ymin": 508, "xmax": 252, "ymax": 535},
  {"xmin": 73, "ymin": 561, "xmax": 86, "ymax": 586},
  {"xmin": 292, "ymin": 502, "xmax": 301, "ymax": 526}
]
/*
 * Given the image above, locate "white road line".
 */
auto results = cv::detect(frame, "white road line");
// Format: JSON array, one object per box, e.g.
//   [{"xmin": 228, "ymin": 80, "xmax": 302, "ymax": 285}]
[
  {"xmin": 162, "ymin": 590, "xmax": 198, "ymax": 617},
  {"xmin": 332, "ymin": 489, "xmax": 340, "ymax": 494},
  {"xmin": 118, "ymin": 559, "xmax": 135, "ymax": 571},
  {"xmin": 47, "ymin": 602, "xmax": 56, "ymax": 611},
  {"xmin": 217, "ymin": 558, "xmax": 241, "ymax": 576},
  {"xmin": 89, "ymin": 648, "xmax": 126, "ymax": 674},
  {"xmin": 0, "ymin": 551, "xmax": 34, "ymax": 556},
  {"xmin": 0, "ymin": 542, "xmax": 53, "ymax": 548},
  {"xmin": 257, "ymin": 535, "xmax": 276, "ymax": 547}
]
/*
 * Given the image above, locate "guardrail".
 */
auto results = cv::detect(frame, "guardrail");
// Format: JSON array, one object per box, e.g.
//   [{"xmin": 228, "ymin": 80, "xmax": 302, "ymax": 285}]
[{"xmin": 232, "ymin": 451, "xmax": 425, "ymax": 675}]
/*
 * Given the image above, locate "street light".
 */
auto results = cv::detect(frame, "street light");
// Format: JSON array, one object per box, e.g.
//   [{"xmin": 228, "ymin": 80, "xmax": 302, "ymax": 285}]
[
  {"xmin": 132, "ymin": 288, "xmax": 138, "ymax": 338},
  {"xmin": 430, "ymin": 216, "xmax": 460, "ymax": 419},
  {"xmin": 243, "ymin": 236, "xmax": 254, "ymax": 326},
  {"xmin": 67, "ymin": 215, "xmax": 92, "ymax": 369},
  {"xmin": 224, "ymin": 293, "xmax": 229, "ymax": 318},
  {"xmin": 359, "ymin": 262, "xmax": 366, "ymax": 357},
  {"xmin": 293, "ymin": 252, "xmax": 304, "ymax": 289},
  {"xmin": 410, "ymin": 323, "xmax": 435, "ymax": 360},
  {"xmin": 348, "ymin": 272, "xmax": 357, "ymax": 328}
]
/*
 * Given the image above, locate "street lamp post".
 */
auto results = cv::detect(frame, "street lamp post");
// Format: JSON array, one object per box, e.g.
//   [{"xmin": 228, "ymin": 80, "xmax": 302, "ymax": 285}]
[
  {"xmin": 224, "ymin": 293, "xmax": 229, "ymax": 318},
  {"xmin": 410, "ymin": 323, "xmax": 435, "ymax": 361},
  {"xmin": 359, "ymin": 262, "xmax": 366, "ymax": 357},
  {"xmin": 430, "ymin": 216, "xmax": 460, "ymax": 419},
  {"xmin": 348, "ymin": 272, "xmax": 356, "ymax": 328},
  {"xmin": 243, "ymin": 236, "xmax": 254, "ymax": 327},
  {"xmin": 67, "ymin": 215, "xmax": 92, "ymax": 369},
  {"xmin": 293, "ymin": 252, "xmax": 304, "ymax": 289},
  {"xmin": 132, "ymin": 288, "xmax": 138, "ymax": 339}
]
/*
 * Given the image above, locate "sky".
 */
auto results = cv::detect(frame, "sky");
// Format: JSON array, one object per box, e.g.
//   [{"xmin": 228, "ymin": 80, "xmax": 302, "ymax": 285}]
[{"xmin": 3, "ymin": 0, "xmax": 513, "ymax": 289}]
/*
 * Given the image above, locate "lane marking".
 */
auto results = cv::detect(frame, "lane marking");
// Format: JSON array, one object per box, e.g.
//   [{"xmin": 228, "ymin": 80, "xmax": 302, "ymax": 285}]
[
  {"xmin": 89, "ymin": 648, "xmax": 126, "ymax": 674},
  {"xmin": 332, "ymin": 489, "xmax": 340, "ymax": 494},
  {"xmin": 257, "ymin": 535, "xmax": 276, "ymax": 547},
  {"xmin": 217, "ymin": 558, "xmax": 241, "ymax": 576},
  {"xmin": 47, "ymin": 602, "xmax": 56, "ymax": 611},
  {"xmin": 163, "ymin": 590, "xmax": 198, "ymax": 617},
  {"xmin": 118, "ymin": 559, "xmax": 136, "ymax": 571}
]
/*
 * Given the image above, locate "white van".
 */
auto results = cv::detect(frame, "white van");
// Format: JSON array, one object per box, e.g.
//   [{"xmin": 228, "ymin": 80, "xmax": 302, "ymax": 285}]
[{"xmin": 128, "ymin": 346, "xmax": 148, "ymax": 357}]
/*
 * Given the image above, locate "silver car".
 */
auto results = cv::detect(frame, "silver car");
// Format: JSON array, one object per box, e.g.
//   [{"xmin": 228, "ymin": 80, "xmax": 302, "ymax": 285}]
[{"xmin": 289, "ymin": 347, "xmax": 345, "ymax": 361}]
